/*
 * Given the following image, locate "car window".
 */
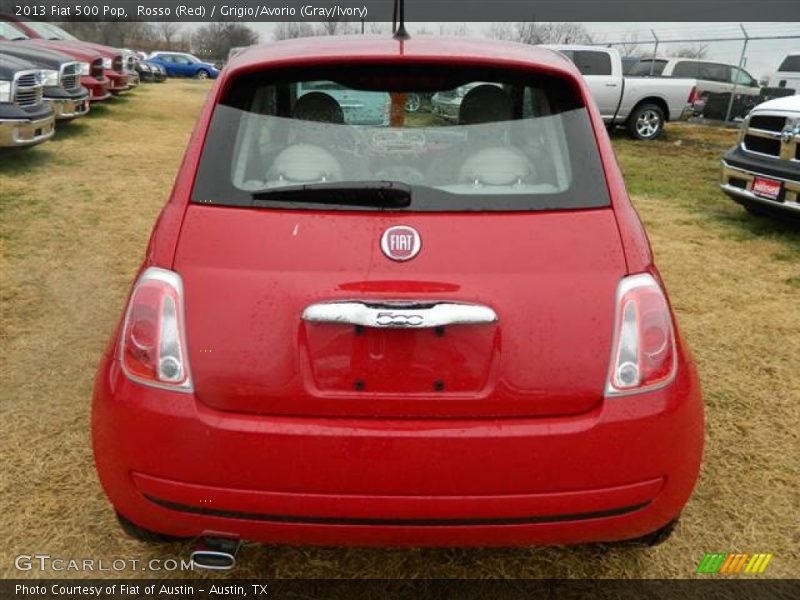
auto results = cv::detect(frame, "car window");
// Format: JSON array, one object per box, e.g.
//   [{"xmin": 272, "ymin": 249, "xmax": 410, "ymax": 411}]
[
  {"xmin": 698, "ymin": 63, "xmax": 731, "ymax": 83},
  {"xmin": 778, "ymin": 55, "xmax": 800, "ymax": 72},
  {"xmin": 671, "ymin": 61, "xmax": 700, "ymax": 78},
  {"xmin": 621, "ymin": 57, "xmax": 641, "ymax": 75},
  {"xmin": 628, "ymin": 60, "xmax": 667, "ymax": 76},
  {"xmin": 732, "ymin": 68, "xmax": 757, "ymax": 86},
  {"xmin": 192, "ymin": 64, "xmax": 610, "ymax": 212},
  {"xmin": 174, "ymin": 56, "xmax": 192, "ymax": 65},
  {"xmin": 558, "ymin": 50, "xmax": 612, "ymax": 76}
]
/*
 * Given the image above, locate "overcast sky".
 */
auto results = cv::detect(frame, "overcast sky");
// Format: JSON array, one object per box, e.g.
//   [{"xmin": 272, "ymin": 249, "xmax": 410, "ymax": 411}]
[{"xmin": 232, "ymin": 21, "xmax": 800, "ymax": 78}]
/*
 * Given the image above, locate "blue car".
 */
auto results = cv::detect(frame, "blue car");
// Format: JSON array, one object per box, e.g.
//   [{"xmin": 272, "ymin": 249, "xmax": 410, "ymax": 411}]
[{"xmin": 147, "ymin": 52, "xmax": 219, "ymax": 79}]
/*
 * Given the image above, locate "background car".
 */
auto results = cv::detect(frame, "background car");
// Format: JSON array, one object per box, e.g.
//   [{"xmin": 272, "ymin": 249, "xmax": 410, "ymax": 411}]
[
  {"xmin": 720, "ymin": 95, "xmax": 800, "ymax": 218},
  {"xmin": 140, "ymin": 60, "xmax": 167, "ymax": 83},
  {"xmin": 0, "ymin": 44, "xmax": 90, "ymax": 121},
  {"xmin": 134, "ymin": 60, "xmax": 155, "ymax": 83},
  {"xmin": 149, "ymin": 62, "xmax": 167, "ymax": 82},
  {"xmin": 629, "ymin": 57, "xmax": 761, "ymax": 119},
  {"xmin": 0, "ymin": 54, "xmax": 55, "ymax": 149},
  {"xmin": 546, "ymin": 46, "xmax": 697, "ymax": 139},
  {"xmin": 763, "ymin": 52, "xmax": 800, "ymax": 96},
  {"xmin": 2, "ymin": 18, "xmax": 131, "ymax": 94},
  {"xmin": 135, "ymin": 60, "xmax": 166, "ymax": 83},
  {"xmin": 0, "ymin": 21, "xmax": 111, "ymax": 103},
  {"xmin": 147, "ymin": 52, "xmax": 220, "ymax": 79}
]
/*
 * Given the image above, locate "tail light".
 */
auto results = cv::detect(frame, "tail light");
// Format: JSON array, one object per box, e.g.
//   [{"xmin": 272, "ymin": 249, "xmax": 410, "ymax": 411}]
[
  {"xmin": 120, "ymin": 267, "xmax": 193, "ymax": 392},
  {"xmin": 606, "ymin": 273, "xmax": 677, "ymax": 397},
  {"xmin": 688, "ymin": 86, "xmax": 698, "ymax": 105}
]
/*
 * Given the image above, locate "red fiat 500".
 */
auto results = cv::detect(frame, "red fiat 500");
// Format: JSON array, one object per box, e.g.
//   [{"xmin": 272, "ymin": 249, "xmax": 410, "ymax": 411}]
[{"xmin": 92, "ymin": 36, "xmax": 703, "ymax": 565}]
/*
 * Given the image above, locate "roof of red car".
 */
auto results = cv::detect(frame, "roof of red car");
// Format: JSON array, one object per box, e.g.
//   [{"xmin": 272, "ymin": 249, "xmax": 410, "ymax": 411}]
[{"xmin": 227, "ymin": 35, "xmax": 577, "ymax": 74}]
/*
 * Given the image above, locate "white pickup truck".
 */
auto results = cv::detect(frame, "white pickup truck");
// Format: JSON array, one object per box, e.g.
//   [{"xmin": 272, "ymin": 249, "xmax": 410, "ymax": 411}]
[
  {"xmin": 546, "ymin": 45, "xmax": 697, "ymax": 140},
  {"xmin": 764, "ymin": 52, "xmax": 800, "ymax": 96}
]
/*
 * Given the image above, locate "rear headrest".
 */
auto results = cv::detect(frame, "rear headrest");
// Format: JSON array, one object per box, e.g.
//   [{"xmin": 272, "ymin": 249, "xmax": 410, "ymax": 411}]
[
  {"xmin": 459, "ymin": 85, "xmax": 512, "ymax": 125},
  {"xmin": 293, "ymin": 92, "xmax": 345, "ymax": 124}
]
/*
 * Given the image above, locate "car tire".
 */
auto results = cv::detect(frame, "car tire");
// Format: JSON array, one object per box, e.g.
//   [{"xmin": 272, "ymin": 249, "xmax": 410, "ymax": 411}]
[
  {"xmin": 627, "ymin": 103, "xmax": 665, "ymax": 141},
  {"xmin": 116, "ymin": 512, "xmax": 187, "ymax": 543},
  {"xmin": 625, "ymin": 518, "xmax": 679, "ymax": 547},
  {"xmin": 196, "ymin": 70, "xmax": 210, "ymax": 80}
]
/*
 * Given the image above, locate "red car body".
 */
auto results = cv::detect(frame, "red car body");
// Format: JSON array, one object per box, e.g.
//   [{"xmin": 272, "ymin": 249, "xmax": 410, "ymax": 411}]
[
  {"xmin": 2, "ymin": 17, "xmax": 128, "ymax": 95},
  {"xmin": 93, "ymin": 37, "xmax": 704, "ymax": 548}
]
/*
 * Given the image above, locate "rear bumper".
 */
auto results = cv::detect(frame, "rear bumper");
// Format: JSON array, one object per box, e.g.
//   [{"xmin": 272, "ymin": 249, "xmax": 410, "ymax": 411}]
[
  {"xmin": 92, "ymin": 355, "xmax": 703, "ymax": 547},
  {"xmin": 0, "ymin": 114, "xmax": 55, "ymax": 148}
]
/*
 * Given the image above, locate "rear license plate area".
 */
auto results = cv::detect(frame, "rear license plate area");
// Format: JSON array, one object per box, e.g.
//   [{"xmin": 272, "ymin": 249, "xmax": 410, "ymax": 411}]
[{"xmin": 302, "ymin": 323, "xmax": 499, "ymax": 395}]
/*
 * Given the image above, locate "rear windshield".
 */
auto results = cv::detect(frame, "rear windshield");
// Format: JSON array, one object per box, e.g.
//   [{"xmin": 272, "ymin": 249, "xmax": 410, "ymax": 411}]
[
  {"xmin": 192, "ymin": 64, "xmax": 610, "ymax": 212},
  {"xmin": 778, "ymin": 55, "xmax": 800, "ymax": 73}
]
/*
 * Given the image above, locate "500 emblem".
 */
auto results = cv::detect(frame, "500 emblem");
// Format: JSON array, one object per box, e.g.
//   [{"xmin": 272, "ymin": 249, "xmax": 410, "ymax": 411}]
[{"xmin": 375, "ymin": 312, "xmax": 425, "ymax": 327}]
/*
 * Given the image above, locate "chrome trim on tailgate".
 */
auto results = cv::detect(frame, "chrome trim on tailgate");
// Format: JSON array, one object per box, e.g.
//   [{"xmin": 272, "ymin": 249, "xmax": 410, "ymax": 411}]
[{"xmin": 303, "ymin": 301, "xmax": 498, "ymax": 329}]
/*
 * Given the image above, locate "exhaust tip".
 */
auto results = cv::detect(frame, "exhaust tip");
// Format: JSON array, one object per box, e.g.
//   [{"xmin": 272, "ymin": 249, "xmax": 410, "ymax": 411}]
[{"xmin": 191, "ymin": 536, "xmax": 240, "ymax": 571}]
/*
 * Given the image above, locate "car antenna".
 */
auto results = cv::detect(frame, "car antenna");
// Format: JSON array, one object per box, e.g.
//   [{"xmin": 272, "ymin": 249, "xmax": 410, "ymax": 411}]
[{"xmin": 392, "ymin": 0, "xmax": 411, "ymax": 40}]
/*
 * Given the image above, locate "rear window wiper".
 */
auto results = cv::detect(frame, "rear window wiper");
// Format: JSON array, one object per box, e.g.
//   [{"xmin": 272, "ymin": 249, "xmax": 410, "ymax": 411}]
[{"xmin": 250, "ymin": 181, "xmax": 412, "ymax": 209}]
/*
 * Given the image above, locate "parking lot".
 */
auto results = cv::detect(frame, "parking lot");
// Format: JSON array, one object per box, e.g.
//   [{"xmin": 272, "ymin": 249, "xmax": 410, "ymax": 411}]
[{"xmin": 1, "ymin": 80, "xmax": 798, "ymax": 579}]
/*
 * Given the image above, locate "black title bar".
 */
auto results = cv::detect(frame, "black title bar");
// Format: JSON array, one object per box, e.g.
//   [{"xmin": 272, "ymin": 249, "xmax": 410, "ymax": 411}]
[
  {"xmin": 1, "ymin": 0, "xmax": 799, "ymax": 22},
  {"xmin": 3, "ymin": 579, "xmax": 800, "ymax": 600}
]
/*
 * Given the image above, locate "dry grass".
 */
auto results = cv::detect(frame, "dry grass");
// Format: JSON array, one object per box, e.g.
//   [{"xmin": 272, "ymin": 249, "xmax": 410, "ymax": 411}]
[{"xmin": 1, "ymin": 82, "xmax": 798, "ymax": 580}]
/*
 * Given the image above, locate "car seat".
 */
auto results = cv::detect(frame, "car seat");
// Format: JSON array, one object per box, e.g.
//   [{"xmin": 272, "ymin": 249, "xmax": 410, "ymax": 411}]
[
  {"xmin": 293, "ymin": 92, "xmax": 345, "ymax": 124},
  {"xmin": 459, "ymin": 84, "xmax": 513, "ymax": 125},
  {"xmin": 456, "ymin": 85, "xmax": 535, "ymax": 186},
  {"xmin": 267, "ymin": 92, "xmax": 345, "ymax": 184}
]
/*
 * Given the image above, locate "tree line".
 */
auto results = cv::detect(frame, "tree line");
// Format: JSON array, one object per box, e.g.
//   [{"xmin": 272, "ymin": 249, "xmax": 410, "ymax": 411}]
[
  {"xmin": 59, "ymin": 21, "xmax": 709, "ymax": 61},
  {"xmin": 59, "ymin": 21, "xmax": 260, "ymax": 59}
]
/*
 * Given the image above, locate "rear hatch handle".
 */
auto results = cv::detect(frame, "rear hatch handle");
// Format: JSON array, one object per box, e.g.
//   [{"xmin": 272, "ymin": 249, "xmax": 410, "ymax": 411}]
[{"xmin": 302, "ymin": 301, "xmax": 498, "ymax": 329}]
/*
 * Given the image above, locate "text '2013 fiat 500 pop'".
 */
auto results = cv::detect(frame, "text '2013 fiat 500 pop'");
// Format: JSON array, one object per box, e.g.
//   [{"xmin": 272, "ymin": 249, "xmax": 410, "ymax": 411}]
[{"xmin": 92, "ymin": 34, "xmax": 704, "ymax": 568}]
